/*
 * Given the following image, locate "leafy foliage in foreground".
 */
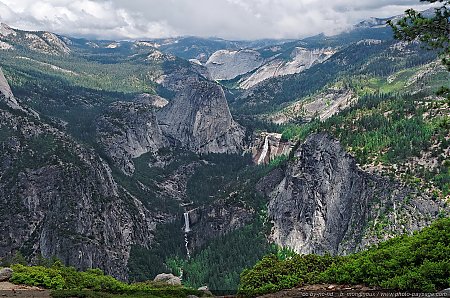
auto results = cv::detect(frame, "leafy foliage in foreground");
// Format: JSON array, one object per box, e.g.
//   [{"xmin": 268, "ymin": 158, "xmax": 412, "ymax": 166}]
[
  {"xmin": 239, "ymin": 217, "xmax": 450, "ymax": 296},
  {"xmin": 9, "ymin": 262, "xmax": 203, "ymax": 298},
  {"xmin": 239, "ymin": 254, "xmax": 339, "ymax": 296}
]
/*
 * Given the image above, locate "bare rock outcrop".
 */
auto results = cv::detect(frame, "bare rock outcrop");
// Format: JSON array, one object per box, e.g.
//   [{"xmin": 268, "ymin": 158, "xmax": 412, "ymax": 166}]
[
  {"xmin": 154, "ymin": 273, "xmax": 182, "ymax": 285},
  {"xmin": 0, "ymin": 68, "xmax": 29, "ymax": 113},
  {"xmin": 239, "ymin": 47, "xmax": 335, "ymax": 89},
  {"xmin": 96, "ymin": 101, "xmax": 168, "ymax": 174},
  {"xmin": 157, "ymin": 80, "xmax": 244, "ymax": 154},
  {"xmin": 0, "ymin": 268, "xmax": 13, "ymax": 281},
  {"xmin": 270, "ymin": 87, "xmax": 357, "ymax": 125},
  {"xmin": 205, "ymin": 49, "xmax": 264, "ymax": 81},
  {"xmin": 0, "ymin": 89, "xmax": 156, "ymax": 280},
  {"xmin": 266, "ymin": 133, "xmax": 445, "ymax": 255}
]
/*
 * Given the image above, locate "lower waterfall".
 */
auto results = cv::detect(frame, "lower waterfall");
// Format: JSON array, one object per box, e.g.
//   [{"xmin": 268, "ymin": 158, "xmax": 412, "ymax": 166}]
[
  {"xmin": 183, "ymin": 212, "xmax": 191, "ymax": 259},
  {"xmin": 184, "ymin": 212, "xmax": 191, "ymax": 233}
]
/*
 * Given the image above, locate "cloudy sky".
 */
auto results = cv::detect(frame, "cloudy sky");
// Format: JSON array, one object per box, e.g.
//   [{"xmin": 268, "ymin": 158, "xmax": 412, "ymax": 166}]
[{"xmin": 0, "ymin": 0, "xmax": 436, "ymax": 40}]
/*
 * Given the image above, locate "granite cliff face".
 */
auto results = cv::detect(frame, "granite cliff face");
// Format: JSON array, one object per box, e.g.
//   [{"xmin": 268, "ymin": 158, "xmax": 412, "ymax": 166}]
[
  {"xmin": 0, "ymin": 85, "xmax": 156, "ymax": 280},
  {"xmin": 185, "ymin": 200, "xmax": 254, "ymax": 250},
  {"xmin": 239, "ymin": 47, "xmax": 335, "ymax": 89},
  {"xmin": 157, "ymin": 80, "xmax": 245, "ymax": 154},
  {"xmin": 0, "ymin": 68, "xmax": 37, "ymax": 116},
  {"xmin": 266, "ymin": 133, "xmax": 445, "ymax": 255},
  {"xmin": 252, "ymin": 132, "xmax": 293, "ymax": 165},
  {"xmin": 205, "ymin": 49, "xmax": 264, "ymax": 81},
  {"xmin": 96, "ymin": 100, "xmax": 168, "ymax": 175}
]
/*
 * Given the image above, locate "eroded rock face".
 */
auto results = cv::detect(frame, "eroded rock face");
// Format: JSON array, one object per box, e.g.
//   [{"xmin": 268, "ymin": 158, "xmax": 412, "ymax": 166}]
[
  {"xmin": 0, "ymin": 94, "xmax": 156, "ymax": 280},
  {"xmin": 157, "ymin": 80, "xmax": 244, "ymax": 154},
  {"xmin": 96, "ymin": 101, "xmax": 168, "ymax": 174},
  {"xmin": 239, "ymin": 48, "xmax": 334, "ymax": 89},
  {"xmin": 266, "ymin": 133, "xmax": 444, "ymax": 255},
  {"xmin": 270, "ymin": 87, "xmax": 357, "ymax": 125},
  {"xmin": 0, "ymin": 67, "xmax": 25, "ymax": 112},
  {"xmin": 205, "ymin": 49, "xmax": 264, "ymax": 81}
]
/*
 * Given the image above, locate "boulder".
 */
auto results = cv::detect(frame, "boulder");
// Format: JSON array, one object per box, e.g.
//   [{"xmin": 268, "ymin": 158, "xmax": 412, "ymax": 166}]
[
  {"xmin": 198, "ymin": 285, "xmax": 213, "ymax": 296},
  {"xmin": 153, "ymin": 273, "xmax": 182, "ymax": 286},
  {"xmin": 0, "ymin": 267, "xmax": 13, "ymax": 281}
]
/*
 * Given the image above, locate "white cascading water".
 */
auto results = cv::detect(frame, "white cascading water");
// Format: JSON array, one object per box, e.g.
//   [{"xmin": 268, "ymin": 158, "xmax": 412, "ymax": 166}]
[
  {"xmin": 257, "ymin": 135, "xmax": 270, "ymax": 165},
  {"xmin": 184, "ymin": 212, "xmax": 191, "ymax": 233},
  {"xmin": 183, "ymin": 212, "xmax": 191, "ymax": 259}
]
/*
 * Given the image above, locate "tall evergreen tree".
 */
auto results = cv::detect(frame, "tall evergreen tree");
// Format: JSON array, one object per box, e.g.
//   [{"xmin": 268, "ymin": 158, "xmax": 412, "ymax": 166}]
[{"xmin": 388, "ymin": 0, "xmax": 449, "ymax": 97}]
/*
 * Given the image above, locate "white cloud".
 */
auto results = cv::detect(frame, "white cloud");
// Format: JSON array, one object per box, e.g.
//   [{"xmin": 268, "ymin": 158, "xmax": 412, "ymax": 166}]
[{"xmin": 0, "ymin": 0, "xmax": 437, "ymax": 40}]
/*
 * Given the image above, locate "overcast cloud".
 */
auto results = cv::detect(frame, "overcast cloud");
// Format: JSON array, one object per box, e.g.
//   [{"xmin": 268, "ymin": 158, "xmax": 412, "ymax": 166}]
[{"xmin": 0, "ymin": 0, "xmax": 436, "ymax": 40}]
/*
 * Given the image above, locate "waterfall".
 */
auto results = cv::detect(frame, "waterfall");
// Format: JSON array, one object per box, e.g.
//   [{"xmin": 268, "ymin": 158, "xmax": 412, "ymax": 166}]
[
  {"xmin": 184, "ymin": 233, "xmax": 190, "ymax": 259},
  {"xmin": 183, "ymin": 212, "xmax": 191, "ymax": 259},
  {"xmin": 257, "ymin": 135, "xmax": 270, "ymax": 165},
  {"xmin": 184, "ymin": 212, "xmax": 191, "ymax": 233}
]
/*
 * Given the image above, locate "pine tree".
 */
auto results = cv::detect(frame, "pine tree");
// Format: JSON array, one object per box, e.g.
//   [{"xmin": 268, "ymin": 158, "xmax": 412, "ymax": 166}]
[{"xmin": 388, "ymin": 0, "xmax": 449, "ymax": 98}]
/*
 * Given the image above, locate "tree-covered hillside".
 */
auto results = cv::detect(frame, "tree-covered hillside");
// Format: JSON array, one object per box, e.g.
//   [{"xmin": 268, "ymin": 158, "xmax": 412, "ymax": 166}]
[{"xmin": 239, "ymin": 217, "xmax": 450, "ymax": 296}]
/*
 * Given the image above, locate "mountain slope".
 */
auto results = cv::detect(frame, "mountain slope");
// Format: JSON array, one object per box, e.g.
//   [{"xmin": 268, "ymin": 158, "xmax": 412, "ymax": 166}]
[
  {"xmin": 0, "ymin": 23, "xmax": 70, "ymax": 55},
  {"xmin": 266, "ymin": 133, "xmax": 445, "ymax": 255},
  {"xmin": 0, "ymin": 81, "xmax": 157, "ymax": 280},
  {"xmin": 233, "ymin": 39, "xmax": 438, "ymax": 115}
]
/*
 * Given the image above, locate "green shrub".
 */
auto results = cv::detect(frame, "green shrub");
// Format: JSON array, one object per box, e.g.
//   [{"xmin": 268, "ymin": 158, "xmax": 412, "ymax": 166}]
[
  {"xmin": 320, "ymin": 218, "xmax": 450, "ymax": 291},
  {"xmin": 239, "ymin": 254, "xmax": 339, "ymax": 296},
  {"xmin": 9, "ymin": 263, "xmax": 203, "ymax": 298},
  {"xmin": 10, "ymin": 264, "xmax": 66, "ymax": 290},
  {"xmin": 239, "ymin": 218, "xmax": 450, "ymax": 296}
]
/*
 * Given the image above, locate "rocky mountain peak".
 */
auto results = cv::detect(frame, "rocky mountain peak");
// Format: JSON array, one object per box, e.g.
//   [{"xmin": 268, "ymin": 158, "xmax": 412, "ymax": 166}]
[
  {"xmin": 41, "ymin": 32, "xmax": 71, "ymax": 55},
  {"xmin": 0, "ymin": 24, "xmax": 71, "ymax": 55},
  {"xmin": 0, "ymin": 23, "xmax": 16, "ymax": 37},
  {"xmin": 157, "ymin": 80, "xmax": 245, "ymax": 154}
]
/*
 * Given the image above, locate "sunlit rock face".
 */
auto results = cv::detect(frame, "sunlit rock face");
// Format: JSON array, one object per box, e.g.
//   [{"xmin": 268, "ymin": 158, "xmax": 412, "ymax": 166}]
[
  {"xmin": 157, "ymin": 80, "xmax": 245, "ymax": 154},
  {"xmin": 252, "ymin": 132, "xmax": 293, "ymax": 165},
  {"xmin": 239, "ymin": 47, "xmax": 335, "ymax": 89},
  {"xmin": 206, "ymin": 49, "xmax": 264, "ymax": 80}
]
